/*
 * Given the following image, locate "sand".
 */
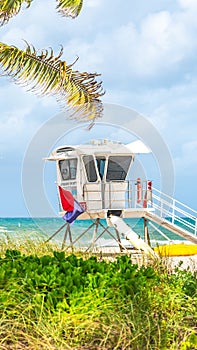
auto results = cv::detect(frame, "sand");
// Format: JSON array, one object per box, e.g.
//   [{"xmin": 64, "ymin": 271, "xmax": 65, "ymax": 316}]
[
  {"xmin": 85, "ymin": 246, "xmax": 197, "ymax": 271},
  {"xmin": 166, "ymin": 254, "xmax": 197, "ymax": 271}
]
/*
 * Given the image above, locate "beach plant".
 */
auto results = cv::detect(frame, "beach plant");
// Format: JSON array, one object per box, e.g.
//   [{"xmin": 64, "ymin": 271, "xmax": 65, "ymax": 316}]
[
  {"xmin": 0, "ymin": 0, "xmax": 104, "ymax": 125},
  {"xmin": 0, "ymin": 244, "xmax": 196, "ymax": 349}
]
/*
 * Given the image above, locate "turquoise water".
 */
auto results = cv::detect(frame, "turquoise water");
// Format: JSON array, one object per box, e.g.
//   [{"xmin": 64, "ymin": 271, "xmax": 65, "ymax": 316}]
[{"xmin": 0, "ymin": 217, "xmax": 187, "ymax": 248}]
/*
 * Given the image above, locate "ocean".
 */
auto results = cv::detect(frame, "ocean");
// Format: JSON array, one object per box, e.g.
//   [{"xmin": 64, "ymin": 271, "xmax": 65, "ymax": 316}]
[{"xmin": 0, "ymin": 217, "xmax": 187, "ymax": 249}]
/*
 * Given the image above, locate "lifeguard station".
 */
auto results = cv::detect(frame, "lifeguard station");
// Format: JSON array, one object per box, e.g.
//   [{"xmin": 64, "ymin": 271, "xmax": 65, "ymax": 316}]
[{"xmin": 46, "ymin": 139, "xmax": 197, "ymax": 258}]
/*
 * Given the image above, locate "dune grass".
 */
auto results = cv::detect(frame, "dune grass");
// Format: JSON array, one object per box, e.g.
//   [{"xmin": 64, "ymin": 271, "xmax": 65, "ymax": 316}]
[{"xmin": 0, "ymin": 236, "xmax": 196, "ymax": 349}]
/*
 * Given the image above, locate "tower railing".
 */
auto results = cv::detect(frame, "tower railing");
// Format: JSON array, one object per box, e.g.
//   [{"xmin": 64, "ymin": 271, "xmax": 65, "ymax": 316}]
[
  {"xmin": 59, "ymin": 179, "xmax": 197, "ymax": 237},
  {"xmin": 83, "ymin": 179, "xmax": 151, "ymax": 211}
]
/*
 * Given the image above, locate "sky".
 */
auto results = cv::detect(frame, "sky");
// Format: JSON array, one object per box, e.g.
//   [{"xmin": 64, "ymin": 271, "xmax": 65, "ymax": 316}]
[{"xmin": 0, "ymin": 0, "xmax": 197, "ymax": 217}]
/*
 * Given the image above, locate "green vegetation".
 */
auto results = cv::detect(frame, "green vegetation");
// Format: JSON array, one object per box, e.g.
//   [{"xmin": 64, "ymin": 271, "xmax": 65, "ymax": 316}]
[{"xmin": 0, "ymin": 240, "xmax": 196, "ymax": 349}]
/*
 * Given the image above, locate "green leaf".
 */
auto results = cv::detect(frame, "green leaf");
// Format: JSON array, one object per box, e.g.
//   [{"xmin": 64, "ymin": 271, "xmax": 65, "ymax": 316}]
[
  {"xmin": 56, "ymin": 0, "xmax": 83, "ymax": 18},
  {"xmin": 0, "ymin": 0, "xmax": 32, "ymax": 26},
  {"xmin": 0, "ymin": 42, "xmax": 105, "ymax": 124},
  {"xmin": 53, "ymin": 251, "xmax": 65, "ymax": 261}
]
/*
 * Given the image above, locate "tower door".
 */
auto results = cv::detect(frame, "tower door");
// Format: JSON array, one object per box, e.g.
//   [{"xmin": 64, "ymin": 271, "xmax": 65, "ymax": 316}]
[
  {"xmin": 82, "ymin": 155, "xmax": 102, "ymax": 211},
  {"xmin": 104, "ymin": 155, "xmax": 132, "ymax": 209}
]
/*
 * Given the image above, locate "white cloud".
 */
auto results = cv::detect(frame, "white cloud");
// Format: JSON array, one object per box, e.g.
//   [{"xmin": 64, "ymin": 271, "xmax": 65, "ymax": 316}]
[
  {"xmin": 85, "ymin": 0, "xmax": 103, "ymax": 8},
  {"xmin": 0, "ymin": 83, "xmax": 58, "ymax": 155},
  {"xmin": 1, "ymin": 25, "xmax": 45, "ymax": 48},
  {"xmin": 178, "ymin": 0, "xmax": 197, "ymax": 10},
  {"xmin": 147, "ymin": 105, "xmax": 169, "ymax": 131},
  {"xmin": 58, "ymin": 2, "xmax": 197, "ymax": 84},
  {"xmin": 0, "ymin": 109, "xmax": 35, "ymax": 157},
  {"xmin": 138, "ymin": 11, "xmax": 190, "ymax": 68},
  {"xmin": 112, "ymin": 8, "xmax": 195, "ymax": 77},
  {"xmin": 0, "ymin": 109, "xmax": 27, "ymax": 137},
  {"xmin": 141, "ymin": 11, "xmax": 172, "ymax": 50}
]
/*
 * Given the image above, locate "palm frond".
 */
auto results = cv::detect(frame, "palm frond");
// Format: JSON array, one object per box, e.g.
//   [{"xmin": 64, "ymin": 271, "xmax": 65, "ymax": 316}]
[
  {"xmin": 0, "ymin": 0, "xmax": 32, "ymax": 26},
  {"xmin": 0, "ymin": 42, "xmax": 105, "ymax": 123},
  {"xmin": 56, "ymin": 0, "xmax": 83, "ymax": 18}
]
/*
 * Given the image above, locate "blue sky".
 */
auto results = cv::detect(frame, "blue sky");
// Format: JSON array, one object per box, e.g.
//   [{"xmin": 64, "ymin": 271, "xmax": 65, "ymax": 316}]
[{"xmin": 0, "ymin": 0, "xmax": 197, "ymax": 216}]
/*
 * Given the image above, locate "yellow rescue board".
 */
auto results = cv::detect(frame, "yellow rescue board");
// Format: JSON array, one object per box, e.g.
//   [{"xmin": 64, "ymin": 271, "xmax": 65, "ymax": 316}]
[{"xmin": 154, "ymin": 243, "xmax": 197, "ymax": 257}]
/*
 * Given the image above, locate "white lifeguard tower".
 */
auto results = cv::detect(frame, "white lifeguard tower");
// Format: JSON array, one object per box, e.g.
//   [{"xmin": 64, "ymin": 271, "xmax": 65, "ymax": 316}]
[
  {"xmin": 45, "ymin": 139, "xmax": 197, "ymax": 258},
  {"xmin": 46, "ymin": 139, "xmax": 152, "ymax": 216}
]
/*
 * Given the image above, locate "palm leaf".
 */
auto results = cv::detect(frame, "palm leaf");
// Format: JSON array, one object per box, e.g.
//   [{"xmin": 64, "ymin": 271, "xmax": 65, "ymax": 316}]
[
  {"xmin": 0, "ymin": 42, "xmax": 105, "ymax": 123},
  {"xmin": 56, "ymin": 0, "xmax": 83, "ymax": 18},
  {"xmin": 0, "ymin": 0, "xmax": 32, "ymax": 26}
]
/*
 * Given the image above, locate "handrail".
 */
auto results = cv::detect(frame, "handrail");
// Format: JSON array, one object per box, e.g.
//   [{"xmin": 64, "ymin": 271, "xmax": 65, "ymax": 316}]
[
  {"xmin": 151, "ymin": 187, "xmax": 197, "ymax": 236},
  {"xmin": 152, "ymin": 187, "xmax": 197, "ymax": 216}
]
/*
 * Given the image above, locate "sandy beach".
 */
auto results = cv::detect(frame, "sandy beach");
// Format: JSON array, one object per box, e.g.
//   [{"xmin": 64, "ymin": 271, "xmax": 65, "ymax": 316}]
[
  {"xmin": 166, "ymin": 254, "xmax": 197, "ymax": 271},
  {"xmin": 132, "ymin": 254, "xmax": 197, "ymax": 271},
  {"xmin": 84, "ymin": 246, "xmax": 197, "ymax": 271}
]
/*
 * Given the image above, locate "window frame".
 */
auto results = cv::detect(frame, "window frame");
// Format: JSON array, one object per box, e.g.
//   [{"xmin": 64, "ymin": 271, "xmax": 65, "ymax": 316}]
[
  {"xmin": 82, "ymin": 155, "xmax": 98, "ymax": 183},
  {"xmin": 106, "ymin": 155, "xmax": 132, "ymax": 181},
  {"xmin": 59, "ymin": 158, "xmax": 78, "ymax": 181}
]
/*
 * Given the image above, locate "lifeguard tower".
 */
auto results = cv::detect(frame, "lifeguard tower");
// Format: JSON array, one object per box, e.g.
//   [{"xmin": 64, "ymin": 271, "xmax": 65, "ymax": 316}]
[{"xmin": 46, "ymin": 139, "xmax": 197, "ymax": 258}]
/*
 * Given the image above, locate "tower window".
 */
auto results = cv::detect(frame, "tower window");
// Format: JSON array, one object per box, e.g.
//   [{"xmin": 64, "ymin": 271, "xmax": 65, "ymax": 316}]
[
  {"xmin": 59, "ymin": 159, "xmax": 77, "ymax": 180},
  {"xmin": 106, "ymin": 156, "xmax": 132, "ymax": 181},
  {"xmin": 83, "ymin": 155, "xmax": 97, "ymax": 182}
]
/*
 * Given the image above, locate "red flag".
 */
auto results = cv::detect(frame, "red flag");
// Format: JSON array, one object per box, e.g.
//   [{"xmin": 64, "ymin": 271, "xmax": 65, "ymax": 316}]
[{"xmin": 58, "ymin": 186, "xmax": 74, "ymax": 211}]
